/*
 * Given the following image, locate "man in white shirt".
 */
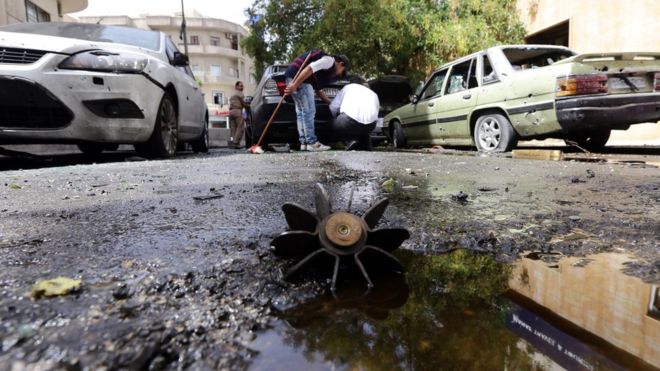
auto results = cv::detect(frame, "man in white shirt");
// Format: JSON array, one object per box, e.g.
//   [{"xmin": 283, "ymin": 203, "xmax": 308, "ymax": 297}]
[{"xmin": 329, "ymin": 83, "xmax": 380, "ymax": 151}]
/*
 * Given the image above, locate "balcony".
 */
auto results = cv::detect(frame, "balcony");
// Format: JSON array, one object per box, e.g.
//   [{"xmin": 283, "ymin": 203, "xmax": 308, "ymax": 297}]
[
  {"xmin": 185, "ymin": 44, "xmax": 205, "ymax": 54},
  {"xmin": 181, "ymin": 45, "xmax": 244, "ymax": 59},
  {"xmin": 203, "ymin": 45, "xmax": 242, "ymax": 58},
  {"xmin": 145, "ymin": 16, "xmax": 174, "ymax": 27},
  {"xmin": 198, "ymin": 74, "xmax": 240, "ymax": 86},
  {"xmin": 60, "ymin": 0, "xmax": 88, "ymax": 13},
  {"xmin": 144, "ymin": 16, "xmax": 249, "ymax": 36}
]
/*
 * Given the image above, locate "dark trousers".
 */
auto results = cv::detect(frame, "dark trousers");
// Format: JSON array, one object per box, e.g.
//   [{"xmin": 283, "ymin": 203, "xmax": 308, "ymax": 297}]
[{"xmin": 331, "ymin": 113, "xmax": 376, "ymax": 150}]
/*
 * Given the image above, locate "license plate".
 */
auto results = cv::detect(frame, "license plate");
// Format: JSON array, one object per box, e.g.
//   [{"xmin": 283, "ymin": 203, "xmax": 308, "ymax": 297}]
[
  {"xmin": 608, "ymin": 76, "xmax": 648, "ymax": 90},
  {"xmin": 377, "ymin": 118, "xmax": 384, "ymax": 127},
  {"xmin": 324, "ymin": 88, "xmax": 339, "ymax": 97}
]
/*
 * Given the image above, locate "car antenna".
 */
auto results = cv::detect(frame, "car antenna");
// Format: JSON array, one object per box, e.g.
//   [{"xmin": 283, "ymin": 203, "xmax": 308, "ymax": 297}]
[{"xmin": 96, "ymin": 16, "xmax": 107, "ymax": 24}]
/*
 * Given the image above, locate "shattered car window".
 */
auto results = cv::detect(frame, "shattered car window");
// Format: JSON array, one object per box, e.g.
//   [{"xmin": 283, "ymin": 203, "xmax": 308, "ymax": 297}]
[
  {"xmin": 0, "ymin": 23, "xmax": 161, "ymax": 51},
  {"xmin": 420, "ymin": 69, "xmax": 448, "ymax": 100},
  {"xmin": 502, "ymin": 47, "xmax": 575, "ymax": 70}
]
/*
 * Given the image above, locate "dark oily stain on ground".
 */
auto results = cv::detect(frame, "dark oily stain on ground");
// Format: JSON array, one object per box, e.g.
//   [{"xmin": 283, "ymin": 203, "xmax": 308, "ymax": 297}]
[{"xmin": 249, "ymin": 250, "xmax": 657, "ymax": 371}]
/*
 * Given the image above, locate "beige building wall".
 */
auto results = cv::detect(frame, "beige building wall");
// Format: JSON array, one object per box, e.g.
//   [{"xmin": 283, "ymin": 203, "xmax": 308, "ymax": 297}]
[
  {"xmin": 517, "ymin": 0, "xmax": 660, "ymax": 146},
  {"xmin": 1, "ymin": 0, "xmax": 87, "ymax": 24},
  {"xmin": 79, "ymin": 12, "xmax": 256, "ymax": 123}
]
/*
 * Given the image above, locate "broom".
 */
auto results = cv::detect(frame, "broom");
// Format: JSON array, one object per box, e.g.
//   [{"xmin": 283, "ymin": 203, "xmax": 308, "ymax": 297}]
[{"xmin": 248, "ymin": 51, "xmax": 313, "ymax": 154}]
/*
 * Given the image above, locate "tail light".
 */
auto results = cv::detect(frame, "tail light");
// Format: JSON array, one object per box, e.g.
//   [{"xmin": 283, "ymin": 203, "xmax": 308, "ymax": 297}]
[
  {"xmin": 556, "ymin": 74, "xmax": 608, "ymax": 97},
  {"xmin": 263, "ymin": 79, "xmax": 279, "ymax": 96},
  {"xmin": 263, "ymin": 78, "xmax": 287, "ymax": 96},
  {"xmin": 276, "ymin": 81, "xmax": 287, "ymax": 96},
  {"xmin": 654, "ymin": 72, "xmax": 660, "ymax": 92}
]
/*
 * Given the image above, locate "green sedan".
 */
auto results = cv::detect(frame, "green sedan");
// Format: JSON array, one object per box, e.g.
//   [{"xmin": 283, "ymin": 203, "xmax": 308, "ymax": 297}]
[{"xmin": 384, "ymin": 45, "xmax": 660, "ymax": 152}]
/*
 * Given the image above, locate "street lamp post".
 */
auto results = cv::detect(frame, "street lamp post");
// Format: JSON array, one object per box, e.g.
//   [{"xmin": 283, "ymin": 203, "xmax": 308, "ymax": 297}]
[{"xmin": 180, "ymin": 0, "xmax": 188, "ymax": 55}]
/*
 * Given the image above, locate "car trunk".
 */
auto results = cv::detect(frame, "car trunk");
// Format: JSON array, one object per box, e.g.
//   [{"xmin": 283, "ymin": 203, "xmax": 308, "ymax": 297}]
[
  {"xmin": 556, "ymin": 52, "xmax": 660, "ymax": 95},
  {"xmin": 369, "ymin": 75, "xmax": 413, "ymax": 117}
]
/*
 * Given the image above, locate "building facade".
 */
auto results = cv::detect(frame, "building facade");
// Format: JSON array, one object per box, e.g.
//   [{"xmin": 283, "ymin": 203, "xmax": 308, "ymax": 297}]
[
  {"xmin": 516, "ymin": 0, "xmax": 660, "ymax": 145},
  {"xmin": 79, "ymin": 11, "xmax": 255, "ymax": 125},
  {"xmin": 0, "ymin": 0, "xmax": 87, "ymax": 24}
]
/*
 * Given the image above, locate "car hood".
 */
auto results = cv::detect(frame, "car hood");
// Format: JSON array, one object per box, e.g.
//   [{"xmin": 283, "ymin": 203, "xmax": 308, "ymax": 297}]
[
  {"xmin": 0, "ymin": 30, "xmax": 156, "ymax": 56},
  {"xmin": 369, "ymin": 75, "xmax": 412, "ymax": 115}
]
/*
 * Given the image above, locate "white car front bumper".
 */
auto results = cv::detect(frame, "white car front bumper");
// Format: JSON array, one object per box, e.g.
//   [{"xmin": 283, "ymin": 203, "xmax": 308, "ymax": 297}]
[{"xmin": 0, "ymin": 51, "xmax": 164, "ymax": 144}]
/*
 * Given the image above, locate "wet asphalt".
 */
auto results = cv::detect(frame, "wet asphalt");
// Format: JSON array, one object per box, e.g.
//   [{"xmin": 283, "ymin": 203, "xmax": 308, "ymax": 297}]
[{"xmin": 0, "ymin": 146, "xmax": 658, "ymax": 369}]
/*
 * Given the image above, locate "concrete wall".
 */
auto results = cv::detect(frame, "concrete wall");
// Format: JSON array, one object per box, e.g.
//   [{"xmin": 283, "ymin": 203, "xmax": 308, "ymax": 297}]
[
  {"xmin": 1, "ymin": 0, "xmax": 87, "ymax": 24},
  {"xmin": 516, "ymin": 0, "xmax": 660, "ymax": 146}
]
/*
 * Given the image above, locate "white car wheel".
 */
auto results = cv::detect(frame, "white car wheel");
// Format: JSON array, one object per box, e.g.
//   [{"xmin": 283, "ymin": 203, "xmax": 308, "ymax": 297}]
[{"xmin": 474, "ymin": 113, "xmax": 517, "ymax": 153}]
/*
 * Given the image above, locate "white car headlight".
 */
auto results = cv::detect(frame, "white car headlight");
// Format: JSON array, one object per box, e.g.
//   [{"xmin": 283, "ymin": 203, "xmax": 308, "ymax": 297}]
[{"xmin": 59, "ymin": 50, "xmax": 148, "ymax": 73}]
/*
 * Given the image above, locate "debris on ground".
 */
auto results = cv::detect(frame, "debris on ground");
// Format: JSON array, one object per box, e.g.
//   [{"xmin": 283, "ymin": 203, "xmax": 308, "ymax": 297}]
[
  {"xmin": 550, "ymin": 228, "xmax": 590, "ymax": 244},
  {"xmin": 512, "ymin": 149, "xmax": 563, "ymax": 161},
  {"xmin": 429, "ymin": 145, "xmax": 445, "ymax": 153},
  {"xmin": 31, "ymin": 277, "xmax": 82, "ymax": 298},
  {"xmin": 451, "ymin": 191, "xmax": 469, "ymax": 203},
  {"xmin": 381, "ymin": 178, "xmax": 395, "ymax": 190}
]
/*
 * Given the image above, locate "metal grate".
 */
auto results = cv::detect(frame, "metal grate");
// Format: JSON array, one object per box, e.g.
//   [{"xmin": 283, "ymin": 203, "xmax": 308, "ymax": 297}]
[
  {"xmin": 0, "ymin": 77, "xmax": 73, "ymax": 129},
  {"xmin": 0, "ymin": 47, "xmax": 48, "ymax": 64}
]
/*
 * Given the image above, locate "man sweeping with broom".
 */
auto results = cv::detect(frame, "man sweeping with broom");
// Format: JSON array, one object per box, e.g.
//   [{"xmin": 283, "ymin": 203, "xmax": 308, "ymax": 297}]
[{"xmin": 283, "ymin": 49, "xmax": 349, "ymax": 151}]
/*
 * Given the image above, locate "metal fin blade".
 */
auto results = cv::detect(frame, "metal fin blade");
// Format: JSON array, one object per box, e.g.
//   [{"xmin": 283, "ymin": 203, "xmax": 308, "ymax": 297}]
[
  {"xmin": 271, "ymin": 231, "xmax": 319, "ymax": 257},
  {"xmin": 363, "ymin": 245, "xmax": 405, "ymax": 273},
  {"xmin": 314, "ymin": 183, "xmax": 331, "ymax": 219},
  {"xmin": 285, "ymin": 249, "xmax": 332, "ymax": 279},
  {"xmin": 282, "ymin": 203, "xmax": 318, "ymax": 232},
  {"xmin": 363, "ymin": 198, "xmax": 389, "ymax": 229},
  {"xmin": 366, "ymin": 228, "xmax": 410, "ymax": 252}
]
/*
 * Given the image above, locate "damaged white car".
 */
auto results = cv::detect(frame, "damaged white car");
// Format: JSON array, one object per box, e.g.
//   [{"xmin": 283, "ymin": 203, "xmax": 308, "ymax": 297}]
[{"xmin": 0, "ymin": 23, "xmax": 208, "ymax": 157}]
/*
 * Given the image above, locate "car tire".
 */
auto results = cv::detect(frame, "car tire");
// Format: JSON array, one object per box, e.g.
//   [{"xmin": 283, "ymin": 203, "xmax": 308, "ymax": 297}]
[
  {"xmin": 391, "ymin": 121, "xmax": 407, "ymax": 149},
  {"xmin": 474, "ymin": 112, "xmax": 517, "ymax": 152},
  {"xmin": 135, "ymin": 93, "xmax": 178, "ymax": 158},
  {"xmin": 192, "ymin": 118, "xmax": 209, "ymax": 154},
  {"xmin": 564, "ymin": 129, "xmax": 610, "ymax": 152}
]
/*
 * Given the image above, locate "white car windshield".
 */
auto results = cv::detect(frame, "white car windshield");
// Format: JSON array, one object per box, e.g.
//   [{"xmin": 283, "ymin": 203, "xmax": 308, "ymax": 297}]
[{"xmin": 0, "ymin": 23, "xmax": 160, "ymax": 51}]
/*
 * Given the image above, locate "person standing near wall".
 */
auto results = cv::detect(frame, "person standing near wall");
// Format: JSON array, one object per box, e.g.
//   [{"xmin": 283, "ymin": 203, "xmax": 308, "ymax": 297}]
[{"xmin": 228, "ymin": 81, "xmax": 246, "ymax": 149}]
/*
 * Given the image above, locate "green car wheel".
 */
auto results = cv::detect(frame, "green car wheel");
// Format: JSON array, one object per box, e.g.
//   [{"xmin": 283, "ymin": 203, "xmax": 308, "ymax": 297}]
[
  {"xmin": 474, "ymin": 113, "xmax": 517, "ymax": 153},
  {"xmin": 391, "ymin": 121, "xmax": 407, "ymax": 149}
]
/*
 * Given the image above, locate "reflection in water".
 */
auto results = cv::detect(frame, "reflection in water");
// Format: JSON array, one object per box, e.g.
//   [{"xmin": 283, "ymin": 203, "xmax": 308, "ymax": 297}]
[
  {"xmin": 250, "ymin": 250, "xmax": 659, "ymax": 370},
  {"xmin": 509, "ymin": 253, "xmax": 660, "ymax": 369},
  {"xmin": 251, "ymin": 250, "xmax": 560, "ymax": 370}
]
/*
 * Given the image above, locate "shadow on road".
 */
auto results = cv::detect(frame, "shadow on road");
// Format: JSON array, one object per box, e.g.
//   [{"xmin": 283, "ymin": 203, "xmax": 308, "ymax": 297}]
[{"xmin": 0, "ymin": 147, "xmax": 238, "ymax": 171}]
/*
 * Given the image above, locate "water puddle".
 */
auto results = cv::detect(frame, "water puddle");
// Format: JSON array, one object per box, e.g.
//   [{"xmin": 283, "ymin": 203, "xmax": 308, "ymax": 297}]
[
  {"xmin": 249, "ymin": 250, "xmax": 659, "ymax": 370},
  {"xmin": 510, "ymin": 252, "xmax": 659, "ymax": 369}
]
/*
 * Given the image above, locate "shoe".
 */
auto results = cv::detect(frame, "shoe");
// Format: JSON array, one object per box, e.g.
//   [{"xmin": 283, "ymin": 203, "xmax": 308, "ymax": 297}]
[
  {"xmin": 300, "ymin": 144, "xmax": 307, "ymax": 151},
  {"xmin": 345, "ymin": 140, "xmax": 359, "ymax": 151},
  {"xmin": 230, "ymin": 142, "xmax": 242, "ymax": 149},
  {"xmin": 307, "ymin": 142, "xmax": 331, "ymax": 151}
]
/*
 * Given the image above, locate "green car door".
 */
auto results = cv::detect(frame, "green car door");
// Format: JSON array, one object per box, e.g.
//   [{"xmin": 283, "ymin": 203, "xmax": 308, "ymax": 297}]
[
  {"xmin": 432, "ymin": 57, "xmax": 479, "ymax": 142},
  {"xmin": 401, "ymin": 68, "xmax": 448, "ymax": 144}
]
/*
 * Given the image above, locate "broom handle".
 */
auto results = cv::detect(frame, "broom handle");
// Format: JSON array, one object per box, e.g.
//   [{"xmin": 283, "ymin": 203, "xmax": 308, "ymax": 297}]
[{"xmin": 254, "ymin": 51, "xmax": 314, "ymax": 147}]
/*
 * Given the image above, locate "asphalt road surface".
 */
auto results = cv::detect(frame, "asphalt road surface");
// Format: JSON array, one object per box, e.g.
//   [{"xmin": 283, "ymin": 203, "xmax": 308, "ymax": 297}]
[{"xmin": 1, "ymin": 146, "xmax": 658, "ymax": 369}]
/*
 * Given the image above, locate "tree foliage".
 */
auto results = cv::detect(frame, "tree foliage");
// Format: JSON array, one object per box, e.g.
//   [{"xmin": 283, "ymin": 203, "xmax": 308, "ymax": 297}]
[{"xmin": 243, "ymin": 0, "xmax": 526, "ymax": 82}]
